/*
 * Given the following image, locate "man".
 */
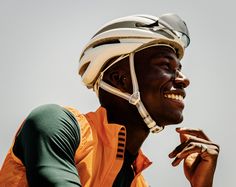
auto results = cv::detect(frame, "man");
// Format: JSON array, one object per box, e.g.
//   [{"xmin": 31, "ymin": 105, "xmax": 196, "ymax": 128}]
[{"xmin": 0, "ymin": 13, "xmax": 219, "ymax": 187}]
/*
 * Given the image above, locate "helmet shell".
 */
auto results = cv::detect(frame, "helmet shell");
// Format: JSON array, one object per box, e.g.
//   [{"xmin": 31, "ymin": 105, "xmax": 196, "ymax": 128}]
[{"xmin": 79, "ymin": 14, "xmax": 189, "ymax": 88}]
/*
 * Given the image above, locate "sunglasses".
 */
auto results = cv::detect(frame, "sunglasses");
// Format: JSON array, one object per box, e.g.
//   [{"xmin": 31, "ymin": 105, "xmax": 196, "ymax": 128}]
[
  {"xmin": 137, "ymin": 13, "xmax": 190, "ymax": 48},
  {"xmin": 94, "ymin": 13, "xmax": 190, "ymax": 48}
]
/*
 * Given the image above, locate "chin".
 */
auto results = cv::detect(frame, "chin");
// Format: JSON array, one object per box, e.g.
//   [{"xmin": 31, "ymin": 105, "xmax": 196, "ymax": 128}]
[
  {"xmin": 160, "ymin": 114, "xmax": 184, "ymax": 126},
  {"xmin": 172, "ymin": 116, "xmax": 184, "ymax": 124}
]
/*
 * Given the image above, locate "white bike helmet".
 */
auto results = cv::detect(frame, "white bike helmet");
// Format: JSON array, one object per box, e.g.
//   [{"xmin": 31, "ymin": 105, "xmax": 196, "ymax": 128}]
[{"xmin": 79, "ymin": 13, "xmax": 190, "ymax": 133}]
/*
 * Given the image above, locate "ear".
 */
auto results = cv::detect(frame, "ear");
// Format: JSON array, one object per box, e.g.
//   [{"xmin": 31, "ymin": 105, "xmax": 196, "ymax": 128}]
[{"xmin": 106, "ymin": 70, "xmax": 131, "ymax": 93}]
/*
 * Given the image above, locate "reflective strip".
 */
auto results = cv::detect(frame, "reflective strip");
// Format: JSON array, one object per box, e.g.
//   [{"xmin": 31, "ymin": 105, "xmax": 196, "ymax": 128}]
[{"xmin": 116, "ymin": 127, "xmax": 126, "ymax": 159}]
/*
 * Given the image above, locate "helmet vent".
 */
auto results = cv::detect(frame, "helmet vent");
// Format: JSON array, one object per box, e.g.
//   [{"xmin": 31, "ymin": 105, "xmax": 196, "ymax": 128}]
[
  {"xmin": 79, "ymin": 62, "xmax": 90, "ymax": 76},
  {"xmin": 93, "ymin": 39, "xmax": 120, "ymax": 48}
]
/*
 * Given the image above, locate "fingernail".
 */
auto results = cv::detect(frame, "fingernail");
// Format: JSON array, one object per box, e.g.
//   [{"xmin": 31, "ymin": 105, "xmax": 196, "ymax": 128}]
[
  {"xmin": 176, "ymin": 127, "xmax": 187, "ymax": 132},
  {"xmin": 176, "ymin": 127, "xmax": 181, "ymax": 131},
  {"xmin": 172, "ymin": 161, "xmax": 177, "ymax": 167}
]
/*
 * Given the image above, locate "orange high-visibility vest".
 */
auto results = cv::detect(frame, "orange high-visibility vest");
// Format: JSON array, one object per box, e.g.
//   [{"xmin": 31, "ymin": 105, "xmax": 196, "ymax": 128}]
[{"xmin": 0, "ymin": 107, "xmax": 152, "ymax": 187}]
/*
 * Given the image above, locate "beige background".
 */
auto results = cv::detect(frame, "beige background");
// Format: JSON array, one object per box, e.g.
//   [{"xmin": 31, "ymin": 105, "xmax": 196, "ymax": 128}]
[{"xmin": 0, "ymin": 0, "xmax": 235, "ymax": 186}]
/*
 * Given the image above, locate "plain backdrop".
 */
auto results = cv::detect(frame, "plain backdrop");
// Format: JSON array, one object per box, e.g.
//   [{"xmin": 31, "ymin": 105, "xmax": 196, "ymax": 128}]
[{"xmin": 0, "ymin": 0, "xmax": 235, "ymax": 186}]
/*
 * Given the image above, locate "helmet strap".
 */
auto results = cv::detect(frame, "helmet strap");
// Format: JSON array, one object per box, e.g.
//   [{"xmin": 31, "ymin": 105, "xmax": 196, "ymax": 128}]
[{"xmin": 128, "ymin": 52, "xmax": 164, "ymax": 133}]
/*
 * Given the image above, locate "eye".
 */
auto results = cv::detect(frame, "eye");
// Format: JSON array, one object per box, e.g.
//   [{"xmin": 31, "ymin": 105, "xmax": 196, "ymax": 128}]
[
  {"xmin": 160, "ymin": 63, "xmax": 171, "ymax": 70},
  {"xmin": 158, "ymin": 58, "xmax": 171, "ymax": 70},
  {"xmin": 150, "ymin": 56, "xmax": 174, "ymax": 71},
  {"xmin": 150, "ymin": 53, "xmax": 180, "ymax": 73}
]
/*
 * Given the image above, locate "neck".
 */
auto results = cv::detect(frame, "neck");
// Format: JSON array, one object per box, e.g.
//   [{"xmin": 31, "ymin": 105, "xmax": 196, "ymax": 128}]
[
  {"xmin": 125, "ymin": 124, "xmax": 150, "ymax": 155},
  {"xmin": 105, "ymin": 105, "xmax": 150, "ymax": 156}
]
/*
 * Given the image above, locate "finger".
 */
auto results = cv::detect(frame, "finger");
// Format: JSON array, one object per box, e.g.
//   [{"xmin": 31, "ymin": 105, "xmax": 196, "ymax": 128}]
[
  {"xmin": 179, "ymin": 131, "xmax": 188, "ymax": 143},
  {"xmin": 171, "ymin": 143, "xmax": 219, "ymax": 166},
  {"xmin": 178, "ymin": 130, "xmax": 220, "ymax": 151},
  {"xmin": 169, "ymin": 135, "xmax": 216, "ymax": 158},
  {"xmin": 169, "ymin": 140, "xmax": 188, "ymax": 158},
  {"xmin": 171, "ymin": 143, "xmax": 203, "ymax": 166},
  {"xmin": 176, "ymin": 127, "xmax": 210, "ymax": 141}
]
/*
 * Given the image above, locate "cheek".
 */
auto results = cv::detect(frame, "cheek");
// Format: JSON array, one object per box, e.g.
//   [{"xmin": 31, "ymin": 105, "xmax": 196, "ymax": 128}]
[
  {"xmin": 135, "ymin": 67, "xmax": 173, "ymax": 102},
  {"xmin": 138, "ymin": 70, "xmax": 172, "ymax": 91},
  {"xmin": 137, "ymin": 64, "xmax": 171, "ymax": 80},
  {"xmin": 139, "ymin": 84, "xmax": 164, "ymax": 110}
]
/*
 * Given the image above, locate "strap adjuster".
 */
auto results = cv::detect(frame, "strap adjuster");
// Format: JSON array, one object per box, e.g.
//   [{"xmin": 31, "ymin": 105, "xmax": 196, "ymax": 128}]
[{"xmin": 129, "ymin": 91, "xmax": 140, "ymax": 105}]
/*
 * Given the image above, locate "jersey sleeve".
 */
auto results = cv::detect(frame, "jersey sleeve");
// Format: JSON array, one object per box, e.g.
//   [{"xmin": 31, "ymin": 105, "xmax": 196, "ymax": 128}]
[{"xmin": 13, "ymin": 104, "xmax": 82, "ymax": 187}]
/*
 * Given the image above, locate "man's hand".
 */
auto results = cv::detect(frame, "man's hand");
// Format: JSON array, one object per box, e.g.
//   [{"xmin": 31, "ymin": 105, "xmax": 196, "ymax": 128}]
[{"xmin": 169, "ymin": 127, "xmax": 219, "ymax": 187}]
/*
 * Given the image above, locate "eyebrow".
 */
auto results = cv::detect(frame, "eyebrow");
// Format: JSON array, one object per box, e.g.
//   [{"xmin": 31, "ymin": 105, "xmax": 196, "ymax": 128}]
[
  {"xmin": 151, "ymin": 51, "xmax": 178, "ymax": 61},
  {"xmin": 153, "ymin": 52, "xmax": 182, "ymax": 70}
]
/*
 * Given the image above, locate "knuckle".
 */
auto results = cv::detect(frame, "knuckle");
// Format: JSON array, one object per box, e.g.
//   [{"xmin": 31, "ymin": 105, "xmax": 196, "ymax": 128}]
[
  {"xmin": 187, "ymin": 142, "xmax": 195, "ymax": 148},
  {"xmin": 186, "ymin": 137, "xmax": 194, "ymax": 145}
]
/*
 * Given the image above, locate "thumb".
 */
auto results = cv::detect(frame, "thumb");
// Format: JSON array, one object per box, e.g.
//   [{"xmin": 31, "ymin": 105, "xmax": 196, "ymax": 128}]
[{"xmin": 176, "ymin": 128, "xmax": 188, "ymax": 143}]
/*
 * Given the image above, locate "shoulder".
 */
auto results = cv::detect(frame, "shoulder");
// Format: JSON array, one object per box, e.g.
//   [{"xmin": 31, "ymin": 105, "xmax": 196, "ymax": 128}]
[
  {"xmin": 28, "ymin": 104, "xmax": 70, "ymax": 120},
  {"xmin": 14, "ymin": 104, "xmax": 82, "ymax": 174},
  {"xmin": 22, "ymin": 104, "xmax": 80, "ymax": 137}
]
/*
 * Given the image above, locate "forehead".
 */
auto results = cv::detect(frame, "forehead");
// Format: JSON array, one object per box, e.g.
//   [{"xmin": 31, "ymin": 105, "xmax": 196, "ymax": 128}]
[
  {"xmin": 135, "ymin": 45, "xmax": 177, "ymax": 58},
  {"xmin": 133, "ymin": 45, "xmax": 182, "ymax": 70}
]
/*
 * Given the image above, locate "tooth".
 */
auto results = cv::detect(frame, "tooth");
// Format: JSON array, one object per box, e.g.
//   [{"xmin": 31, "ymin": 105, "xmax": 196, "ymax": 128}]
[
  {"xmin": 165, "ymin": 93, "xmax": 184, "ymax": 101},
  {"xmin": 171, "ymin": 94, "xmax": 175, "ymax": 99},
  {"xmin": 177, "ymin": 95, "xmax": 180, "ymax": 100}
]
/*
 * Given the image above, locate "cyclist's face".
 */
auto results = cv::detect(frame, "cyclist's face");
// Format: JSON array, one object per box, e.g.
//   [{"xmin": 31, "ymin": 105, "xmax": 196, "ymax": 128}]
[{"xmin": 134, "ymin": 45, "xmax": 190, "ymax": 126}]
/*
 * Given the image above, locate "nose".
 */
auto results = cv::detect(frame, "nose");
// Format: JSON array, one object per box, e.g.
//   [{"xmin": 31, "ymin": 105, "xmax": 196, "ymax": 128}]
[{"xmin": 174, "ymin": 70, "xmax": 190, "ymax": 88}]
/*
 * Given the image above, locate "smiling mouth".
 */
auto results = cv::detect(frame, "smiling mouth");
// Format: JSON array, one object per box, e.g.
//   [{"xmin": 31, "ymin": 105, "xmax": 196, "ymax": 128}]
[{"xmin": 164, "ymin": 94, "xmax": 184, "ymax": 101}]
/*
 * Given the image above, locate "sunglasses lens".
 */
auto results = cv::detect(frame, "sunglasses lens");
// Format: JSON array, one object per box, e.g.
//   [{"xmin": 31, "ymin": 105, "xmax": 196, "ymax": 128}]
[
  {"xmin": 174, "ymin": 31, "xmax": 190, "ymax": 47},
  {"xmin": 159, "ymin": 14, "xmax": 190, "ymax": 47}
]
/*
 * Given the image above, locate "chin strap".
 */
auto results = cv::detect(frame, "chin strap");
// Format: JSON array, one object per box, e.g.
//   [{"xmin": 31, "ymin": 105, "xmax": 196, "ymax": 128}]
[{"xmin": 94, "ymin": 52, "xmax": 164, "ymax": 133}]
